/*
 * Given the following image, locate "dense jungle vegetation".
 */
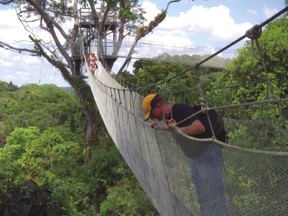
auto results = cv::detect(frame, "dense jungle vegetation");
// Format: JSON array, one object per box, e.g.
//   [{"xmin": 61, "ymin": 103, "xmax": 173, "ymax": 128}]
[{"xmin": 0, "ymin": 83, "xmax": 159, "ymax": 215}]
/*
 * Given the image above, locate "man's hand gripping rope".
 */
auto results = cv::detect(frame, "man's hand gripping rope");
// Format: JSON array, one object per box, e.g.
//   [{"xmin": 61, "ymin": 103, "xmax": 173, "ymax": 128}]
[
  {"xmin": 167, "ymin": 119, "xmax": 176, "ymax": 128},
  {"xmin": 149, "ymin": 119, "xmax": 176, "ymax": 128}
]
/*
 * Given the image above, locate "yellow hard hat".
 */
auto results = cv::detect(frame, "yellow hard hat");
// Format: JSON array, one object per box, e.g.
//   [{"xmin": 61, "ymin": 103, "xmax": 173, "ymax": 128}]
[{"xmin": 142, "ymin": 94, "xmax": 161, "ymax": 121}]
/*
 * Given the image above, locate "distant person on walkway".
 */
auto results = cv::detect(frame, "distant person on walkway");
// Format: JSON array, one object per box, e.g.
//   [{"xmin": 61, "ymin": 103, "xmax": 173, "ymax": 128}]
[
  {"xmin": 142, "ymin": 93, "xmax": 228, "ymax": 216},
  {"xmin": 88, "ymin": 52, "xmax": 98, "ymax": 74}
]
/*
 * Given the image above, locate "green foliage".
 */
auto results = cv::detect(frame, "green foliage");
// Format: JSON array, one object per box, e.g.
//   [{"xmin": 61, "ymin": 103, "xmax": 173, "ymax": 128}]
[
  {"xmin": 226, "ymin": 16, "xmax": 288, "ymax": 107},
  {"xmin": 103, "ymin": 0, "xmax": 146, "ymax": 37},
  {"xmin": 77, "ymin": 141, "xmax": 128, "ymax": 204},
  {"xmin": 0, "ymin": 82, "xmax": 157, "ymax": 215},
  {"xmin": 0, "ymin": 125, "xmax": 156, "ymax": 215},
  {"xmin": 0, "ymin": 81, "xmax": 19, "ymax": 146},
  {"xmin": 225, "ymin": 150, "xmax": 288, "ymax": 216},
  {"xmin": 0, "ymin": 83, "xmax": 79, "ymax": 136},
  {"xmin": 23, "ymin": 0, "xmax": 73, "ymax": 23},
  {"xmin": 217, "ymin": 17, "xmax": 288, "ymax": 215},
  {"xmin": 205, "ymin": 71, "xmax": 231, "ymax": 107},
  {"xmin": 0, "ymin": 126, "xmax": 121, "ymax": 215},
  {"xmin": 0, "ymin": 81, "xmax": 18, "ymax": 92},
  {"xmin": 0, "ymin": 180, "xmax": 69, "ymax": 216},
  {"xmin": 0, "ymin": 127, "xmax": 41, "ymax": 187},
  {"xmin": 98, "ymin": 177, "xmax": 159, "ymax": 216},
  {"xmin": 120, "ymin": 53, "xmax": 230, "ymax": 107}
]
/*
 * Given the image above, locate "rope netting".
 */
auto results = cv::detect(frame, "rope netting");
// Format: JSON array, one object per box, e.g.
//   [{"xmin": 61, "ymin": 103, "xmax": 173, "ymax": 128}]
[
  {"xmin": 86, "ymin": 60, "xmax": 288, "ymax": 216},
  {"xmin": 85, "ymin": 5, "xmax": 288, "ymax": 216}
]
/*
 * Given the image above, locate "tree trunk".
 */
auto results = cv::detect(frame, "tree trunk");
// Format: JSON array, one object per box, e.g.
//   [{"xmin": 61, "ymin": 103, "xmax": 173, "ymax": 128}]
[
  {"xmin": 92, "ymin": 202, "xmax": 100, "ymax": 216},
  {"xmin": 72, "ymin": 79, "xmax": 99, "ymax": 162}
]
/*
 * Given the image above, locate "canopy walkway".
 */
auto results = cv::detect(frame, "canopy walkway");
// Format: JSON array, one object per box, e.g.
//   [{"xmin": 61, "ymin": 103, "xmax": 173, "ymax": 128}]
[
  {"xmin": 85, "ymin": 5, "xmax": 288, "ymax": 216},
  {"xmin": 86, "ymin": 59, "xmax": 288, "ymax": 216},
  {"xmin": 88, "ymin": 39, "xmax": 235, "ymax": 69}
]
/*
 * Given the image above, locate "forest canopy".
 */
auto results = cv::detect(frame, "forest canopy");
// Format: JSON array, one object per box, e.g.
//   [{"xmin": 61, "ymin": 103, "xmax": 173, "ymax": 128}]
[{"xmin": 0, "ymin": 83, "xmax": 158, "ymax": 215}]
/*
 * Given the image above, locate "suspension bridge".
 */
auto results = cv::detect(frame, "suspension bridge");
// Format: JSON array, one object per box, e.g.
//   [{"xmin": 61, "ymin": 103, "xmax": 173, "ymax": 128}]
[{"xmin": 84, "ymin": 5, "xmax": 288, "ymax": 216}]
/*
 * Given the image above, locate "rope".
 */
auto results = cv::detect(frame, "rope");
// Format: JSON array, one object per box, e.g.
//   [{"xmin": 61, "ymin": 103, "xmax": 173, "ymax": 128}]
[
  {"xmin": 208, "ymin": 97, "xmax": 288, "ymax": 111},
  {"xmin": 151, "ymin": 124, "xmax": 288, "ymax": 157},
  {"xmin": 255, "ymin": 39, "xmax": 274, "ymax": 99}
]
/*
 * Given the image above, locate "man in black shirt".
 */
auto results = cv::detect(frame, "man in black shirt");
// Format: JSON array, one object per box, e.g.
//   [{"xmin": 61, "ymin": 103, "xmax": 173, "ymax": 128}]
[{"xmin": 142, "ymin": 94, "xmax": 228, "ymax": 216}]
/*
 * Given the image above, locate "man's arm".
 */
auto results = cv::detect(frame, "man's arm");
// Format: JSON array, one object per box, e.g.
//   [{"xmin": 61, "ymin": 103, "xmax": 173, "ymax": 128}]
[{"xmin": 170, "ymin": 119, "xmax": 205, "ymax": 136}]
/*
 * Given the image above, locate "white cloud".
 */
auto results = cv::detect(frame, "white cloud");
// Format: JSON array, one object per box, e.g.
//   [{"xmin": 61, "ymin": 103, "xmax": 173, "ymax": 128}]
[
  {"xmin": 16, "ymin": 71, "xmax": 30, "ymax": 76},
  {"xmin": 262, "ymin": 5, "xmax": 279, "ymax": 18},
  {"xmin": 248, "ymin": 8, "xmax": 257, "ymax": 16},
  {"xmin": 180, "ymin": 5, "xmax": 252, "ymax": 41},
  {"xmin": 109, "ymin": 2, "xmax": 250, "ymax": 72},
  {"xmin": 140, "ymin": 3, "xmax": 251, "ymax": 50},
  {"xmin": 0, "ymin": 9, "xmax": 34, "ymax": 47},
  {"xmin": 0, "ymin": 7, "xmax": 67, "ymax": 48},
  {"xmin": 22, "ymin": 55, "xmax": 41, "ymax": 64},
  {"xmin": 2, "ymin": 74, "xmax": 14, "ymax": 80},
  {"xmin": 0, "ymin": 7, "xmax": 71, "ymax": 87},
  {"xmin": 0, "ymin": 49, "xmax": 68, "ymax": 87},
  {"xmin": 0, "ymin": 58, "xmax": 13, "ymax": 67},
  {"xmin": 141, "ymin": 1, "xmax": 160, "ymax": 22}
]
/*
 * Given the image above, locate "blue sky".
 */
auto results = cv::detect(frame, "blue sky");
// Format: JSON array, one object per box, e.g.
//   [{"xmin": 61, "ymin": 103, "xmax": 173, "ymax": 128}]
[
  {"xmin": 137, "ymin": 0, "xmax": 284, "ymax": 47},
  {"xmin": 145, "ymin": 0, "xmax": 284, "ymax": 23},
  {"xmin": 0, "ymin": 0, "xmax": 286, "ymax": 87}
]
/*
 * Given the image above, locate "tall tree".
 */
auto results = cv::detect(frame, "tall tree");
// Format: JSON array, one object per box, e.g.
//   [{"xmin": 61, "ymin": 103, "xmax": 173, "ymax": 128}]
[
  {"xmin": 0, "ymin": 0, "xmax": 179, "ymax": 159},
  {"xmin": 225, "ymin": 15, "xmax": 288, "ymax": 104}
]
